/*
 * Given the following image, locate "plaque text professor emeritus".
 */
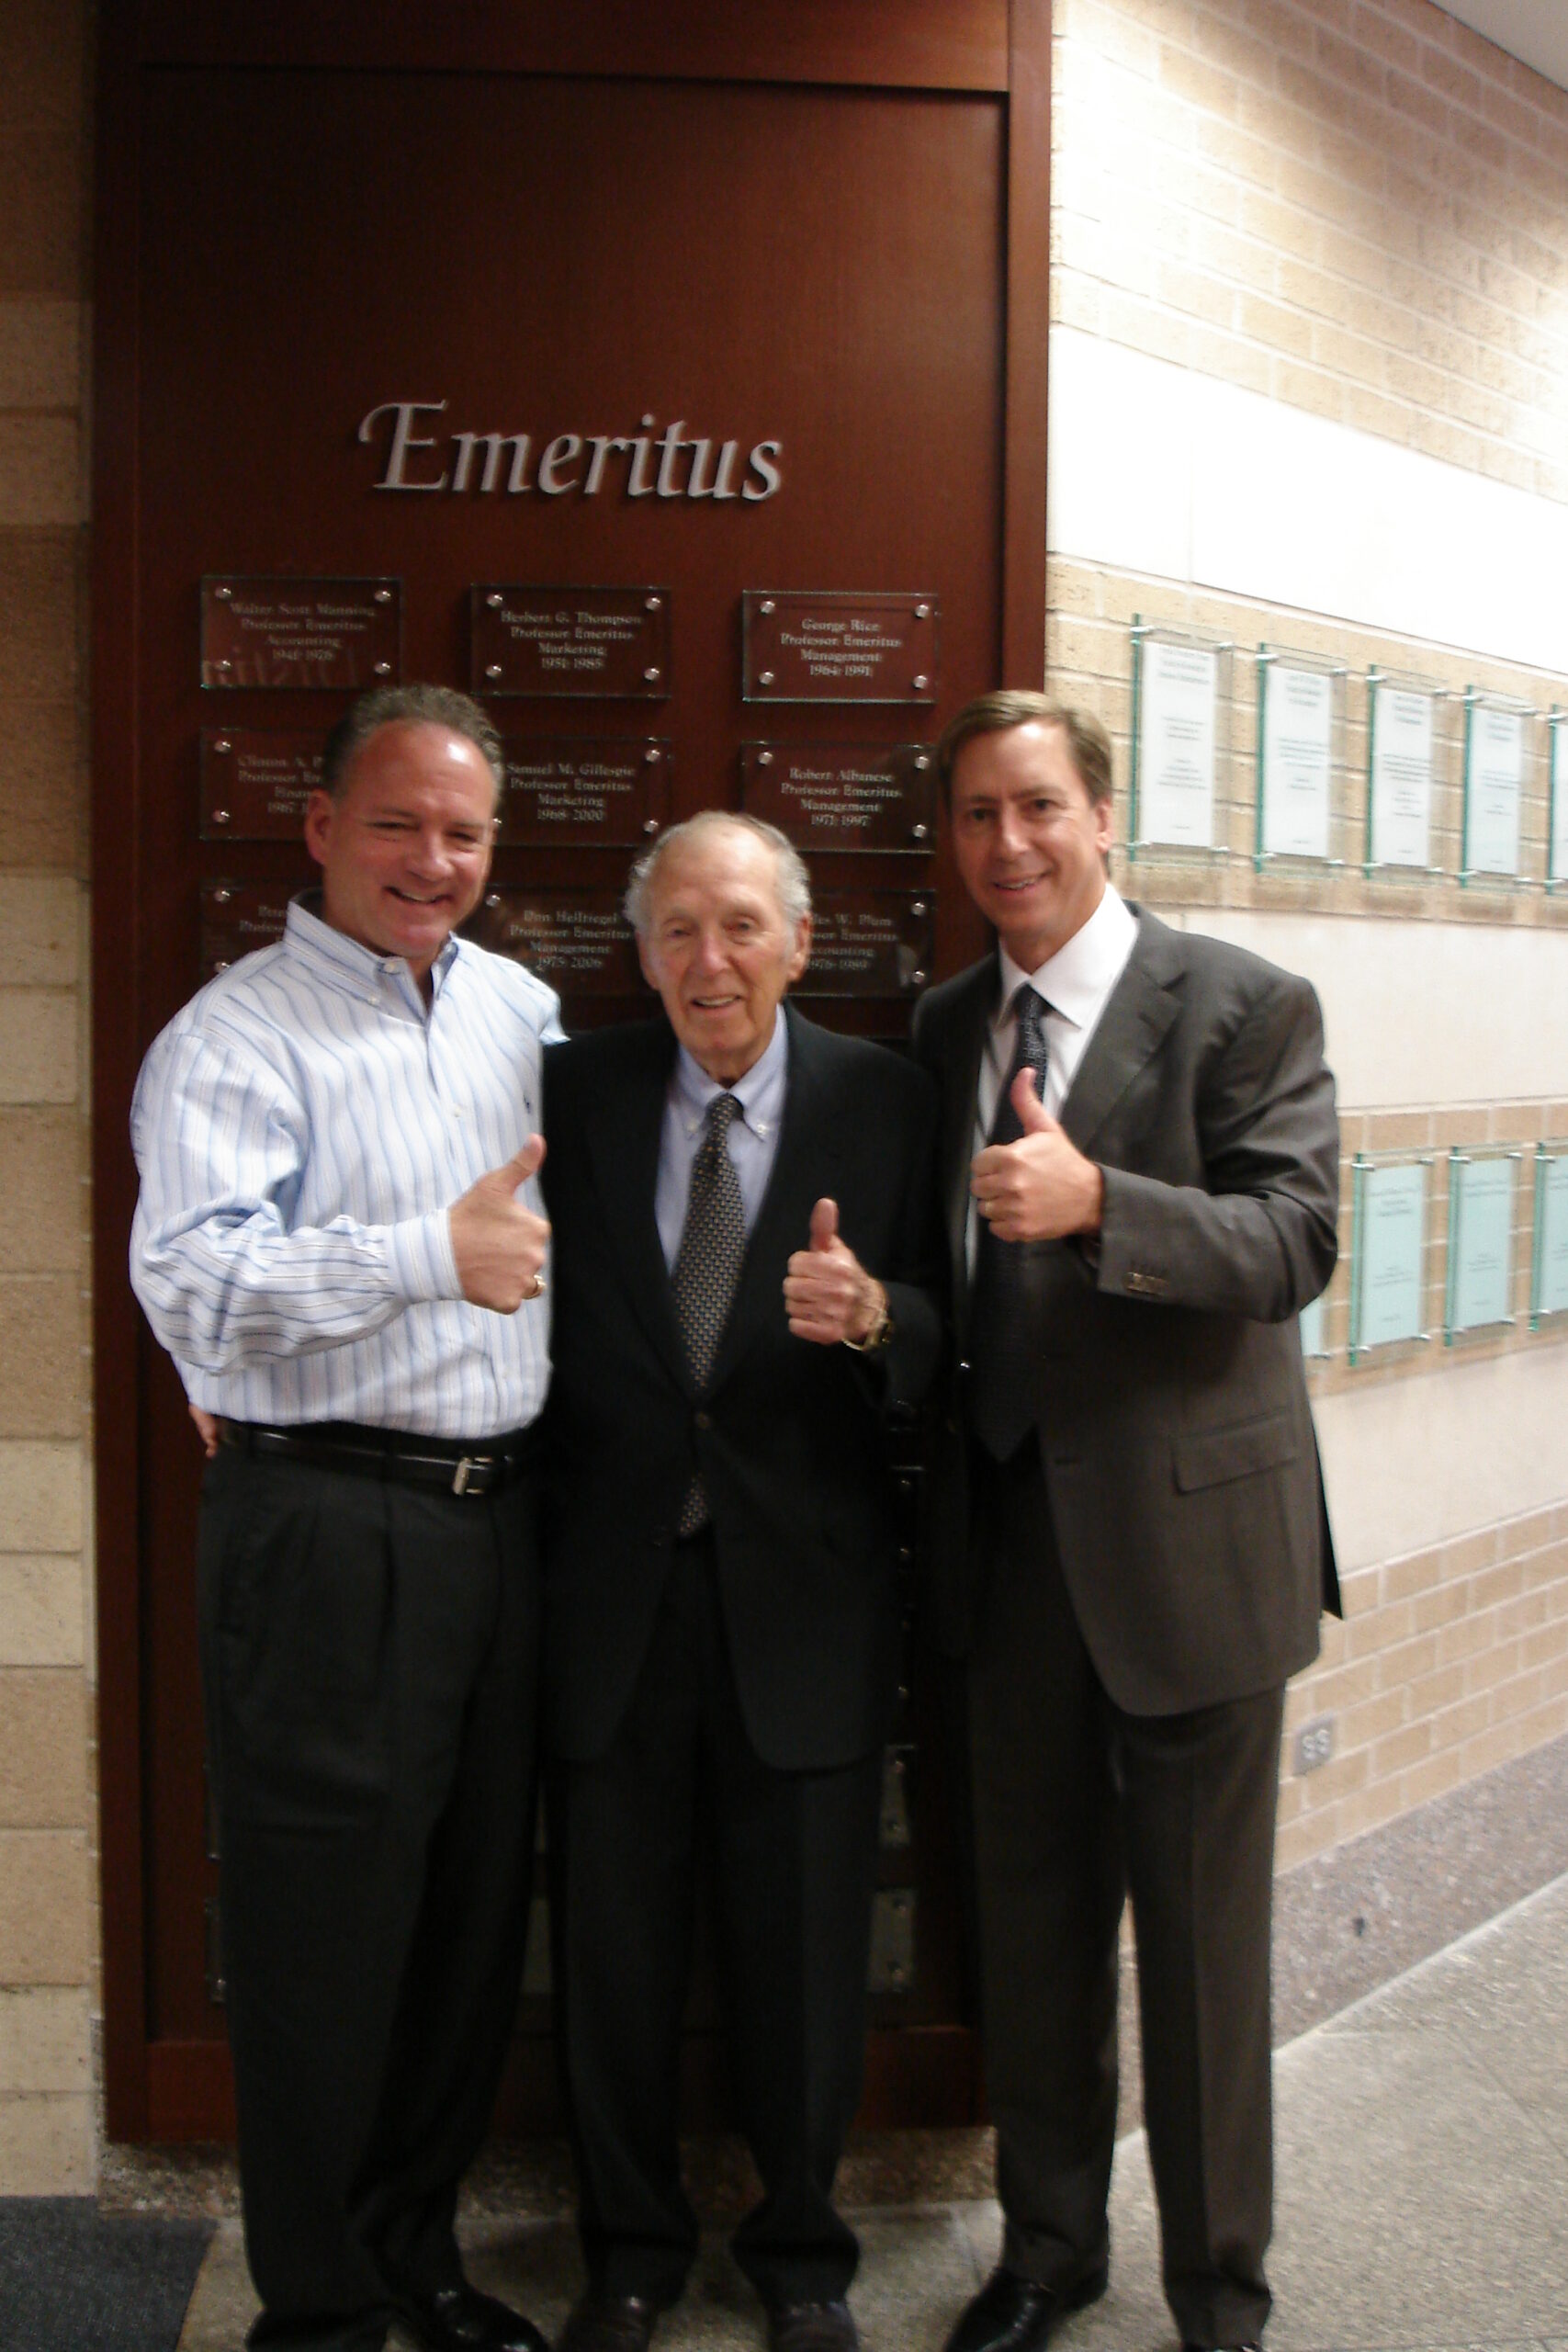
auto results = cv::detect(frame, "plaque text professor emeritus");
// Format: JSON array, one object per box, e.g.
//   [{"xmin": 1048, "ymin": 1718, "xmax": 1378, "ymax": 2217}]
[
  {"xmin": 911, "ymin": 695, "xmax": 1340, "ymax": 2352},
  {"xmin": 130, "ymin": 685, "xmax": 561, "ymax": 2352},
  {"xmin": 538, "ymin": 812, "xmax": 942, "ymax": 2352}
]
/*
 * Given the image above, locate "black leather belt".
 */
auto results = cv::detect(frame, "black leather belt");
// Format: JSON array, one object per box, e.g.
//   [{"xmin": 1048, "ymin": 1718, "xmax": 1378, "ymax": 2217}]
[{"xmin": 216, "ymin": 1417, "xmax": 538, "ymax": 1498}]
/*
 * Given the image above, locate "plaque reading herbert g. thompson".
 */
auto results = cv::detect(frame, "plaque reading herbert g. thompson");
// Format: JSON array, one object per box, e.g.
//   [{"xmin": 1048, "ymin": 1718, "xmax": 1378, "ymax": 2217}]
[
  {"xmin": 1445, "ymin": 1152, "xmax": 1515, "ymax": 1337},
  {"xmin": 795, "ymin": 892, "xmax": 934, "ymax": 998},
  {"xmin": 742, "ymin": 594, "xmax": 939, "ymax": 705},
  {"xmin": 201, "ymin": 730, "xmax": 325, "ymax": 840},
  {"xmin": 1350, "ymin": 1159, "xmax": 1427, "ymax": 1357},
  {"xmin": 201, "ymin": 578, "xmax": 400, "ymax": 690},
  {"xmin": 200, "ymin": 878, "xmax": 298, "ymax": 978},
  {"xmin": 740, "ymin": 744, "xmax": 937, "ymax": 852},
  {"xmin": 472, "ymin": 587, "xmax": 671, "ymax": 697},
  {"xmin": 473, "ymin": 890, "xmax": 640, "ymax": 994},
  {"xmin": 497, "ymin": 741, "xmax": 672, "ymax": 847}
]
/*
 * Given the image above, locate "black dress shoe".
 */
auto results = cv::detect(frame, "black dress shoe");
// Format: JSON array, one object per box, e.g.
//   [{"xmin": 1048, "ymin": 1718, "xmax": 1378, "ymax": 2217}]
[
  {"xmin": 556, "ymin": 2292, "xmax": 659, "ymax": 2352},
  {"xmin": 766, "ymin": 2301, "xmax": 859, "ymax": 2352},
  {"xmin": 391, "ymin": 2279, "xmax": 549, "ymax": 2352},
  {"xmin": 942, "ymin": 2263, "xmax": 1109, "ymax": 2352}
]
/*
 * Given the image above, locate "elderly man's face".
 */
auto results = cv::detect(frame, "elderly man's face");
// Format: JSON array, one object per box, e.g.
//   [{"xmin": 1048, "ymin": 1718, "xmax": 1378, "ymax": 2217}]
[
  {"xmin": 303, "ymin": 721, "xmax": 496, "ymax": 981},
  {"xmin": 637, "ymin": 825, "xmax": 811, "ymax": 1084}
]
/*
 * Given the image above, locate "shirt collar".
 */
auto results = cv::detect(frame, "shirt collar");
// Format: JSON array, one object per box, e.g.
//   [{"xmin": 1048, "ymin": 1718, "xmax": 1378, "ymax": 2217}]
[
  {"xmin": 996, "ymin": 884, "xmax": 1136, "ymax": 1034},
  {"xmin": 284, "ymin": 890, "xmax": 463, "ymax": 1005},
  {"xmin": 671, "ymin": 1005, "xmax": 790, "ymax": 1139}
]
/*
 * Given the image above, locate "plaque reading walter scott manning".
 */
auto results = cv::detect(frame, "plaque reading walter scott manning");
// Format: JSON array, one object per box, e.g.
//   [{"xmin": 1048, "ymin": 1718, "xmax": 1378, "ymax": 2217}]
[
  {"xmin": 497, "ymin": 741, "xmax": 672, "ymax": 847},
  {"xmin": 201, "ymin": 730, "xmax": 325, "ymax": 840},
  {"xmin": 1349, "ymin": 1159, "xmax": 1428, "ymax": 1360},
  {"xmin": 200, "ymin": 878, "xmax": 298, "ymax": 978},
  {"xmin": 743, "ymin": 594, "xmax": 938, "ymax": 705},
  {"xmin": 474, "ymin": 890, "xmax": 640, "ymax": 995},
  {"xmin": 740, "ymin": 744, "xmax": 937, "ymax": 852},
  {"xmin": 472, "ymin": 587, "xmax": 671, "ymax": 698},
  {"xmin": 201, "ymin": 578, "xmax": 400, "ymax": 690},
  {"xmin": 796, "ymin": 893, "xmax": 934, "ymax": 998}
]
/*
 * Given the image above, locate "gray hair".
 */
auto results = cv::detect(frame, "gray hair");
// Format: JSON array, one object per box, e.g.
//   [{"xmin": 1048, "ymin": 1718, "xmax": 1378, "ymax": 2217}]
[
  {"xmin": 624, "ymin": 809, "xmax": 812, "ymax": 937},
  {"xmin": 321, "ymin": 684, "xmax": 506, "ymax": 804}
]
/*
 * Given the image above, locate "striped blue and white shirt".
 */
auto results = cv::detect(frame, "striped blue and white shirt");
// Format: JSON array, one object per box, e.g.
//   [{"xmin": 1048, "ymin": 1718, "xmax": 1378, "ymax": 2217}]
[{"xmin": 130, "ymin": 894, "xmax": 564, "ymax": 1439}]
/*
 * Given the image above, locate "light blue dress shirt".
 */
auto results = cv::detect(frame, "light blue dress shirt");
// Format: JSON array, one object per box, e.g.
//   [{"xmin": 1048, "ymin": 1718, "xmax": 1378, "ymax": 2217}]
[{"xmin": 653, "ymin": 1009, "xmax": 789, "ymax": 1270}]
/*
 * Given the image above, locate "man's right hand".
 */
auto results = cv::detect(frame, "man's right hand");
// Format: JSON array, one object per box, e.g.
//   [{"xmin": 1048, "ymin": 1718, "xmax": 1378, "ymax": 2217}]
[{"xmin": 448, "ymin": 1136, "xmax": 551, "ymax": 1313}]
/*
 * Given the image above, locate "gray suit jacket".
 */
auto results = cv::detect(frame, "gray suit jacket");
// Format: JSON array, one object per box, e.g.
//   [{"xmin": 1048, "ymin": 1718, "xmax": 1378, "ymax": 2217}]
[{"xmin": 911, "ymin": 904, "xmax": 1340, "ymax": 1715}]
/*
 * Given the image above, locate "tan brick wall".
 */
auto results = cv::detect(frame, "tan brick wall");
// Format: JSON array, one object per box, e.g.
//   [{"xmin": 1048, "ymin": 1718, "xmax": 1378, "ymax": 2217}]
[
  {"xmin": 1054, "ymin": 0, "xmax": 1568, "ymax": 503},
  {"xmin": 0, "ymin": 0, "xmax": 96, "ymax": 2193}
]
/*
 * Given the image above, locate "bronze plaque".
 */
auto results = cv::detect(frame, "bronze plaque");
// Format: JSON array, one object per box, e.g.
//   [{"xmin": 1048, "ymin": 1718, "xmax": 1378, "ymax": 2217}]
[
  {"xmin": 797, "ymin": 890, "xmax": 934, "ymax": 998},
  {"xmin": 474, "ymin": 888, "xmax": 641, "ymax": 994},
  {"xmin": 498, "ymin": 739, "xmax": 672, "ymax": 846},
  {"xmin": 200, "ymin": 729, "xmax": 326, "ymax": 840},
  {"xmin": 200, "ymin": 577, "xmax": 400, "ymax": 689},
  {"xmin": 471, "ymin": 586, "xmax": 671, "ymax": 698},
  {"xmin": 742, "ymin": 592, "xmax": 939, "ymax": 704},
  {"xmin": 740, "ymin": 742, "xmax": 937, "ymax": 851},
  {"xmin": 199, "ymin": 878, "xmax": 298, "ymax": 978}
]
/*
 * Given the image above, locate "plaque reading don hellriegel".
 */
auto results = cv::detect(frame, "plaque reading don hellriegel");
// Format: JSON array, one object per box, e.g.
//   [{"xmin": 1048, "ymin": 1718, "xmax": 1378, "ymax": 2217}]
[
  {"xmin": 497, "ymin": 741, "xmax": 672, "ymax": 847},
  {"xmin": 473, "ymin": 890, "xmax": 641, "ymax": 995},
  {"xmin": 472, "ymin": 587, "xmax": 671, "ymax": 698},
  {"xmin": 200, "ymin": 729, "xmax": 326, "ymax": 840},
  {"xmin": 200, "ymin": 578, "xmax": 400, "ymax": 690},
  {"xmin": 742, "ymin": 593, "xmax": 939, "ymax": 705},
  {"xmin": 796, "ymin": 892, "xmax": 934, "ymax": 998},
  {"xmin": 740, "ymin": 744, "xmax": 936, "ymax": 852}
]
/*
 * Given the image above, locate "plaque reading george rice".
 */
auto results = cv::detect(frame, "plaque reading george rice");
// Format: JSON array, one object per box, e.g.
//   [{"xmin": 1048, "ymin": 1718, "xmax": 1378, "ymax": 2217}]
[
  {"xmin": 1350, "ymin": 1159, "xmax": 1427, "ymax": 1358},
  {"xmin": 200, "ymin": 878, "xmax": 297, "ymax": 978},
  {"xmin": 201, "ymin": 578, "xmax": 400, "ymax": 690},
  {"xmin": 742, "ymin": 594, "xmax": 939, "ymax": 705},
  {"xmin": 471, "ymin": 587, "xmax": 671, "ymax": 698},
  {"xmin": 739, "ymin": 744, "xmax": 937, "ymax": 852},
  {"xmin": 497, "ymin": 741, "xmax": 672, "ymax": 846},
  {"xmin": 1445, "ymin": 1152, "xmax": 1515, "ymax": 1338},
  {"xmin": 795, "ymin": 892, "xmax": 934, "ymax": 998},
  {"xmin": 473, "ymin": 890, "xmax": 640, "ymax": 994},
  {"xmin": 201, "ymin": 729, "xmax": 326, "ymax": 840}
]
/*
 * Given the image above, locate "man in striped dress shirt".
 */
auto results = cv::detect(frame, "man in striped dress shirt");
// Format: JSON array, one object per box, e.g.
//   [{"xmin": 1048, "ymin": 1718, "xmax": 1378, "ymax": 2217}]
[{"xmin": 131, "ymin": 685, "xmax": 561, "ymax": 2352}]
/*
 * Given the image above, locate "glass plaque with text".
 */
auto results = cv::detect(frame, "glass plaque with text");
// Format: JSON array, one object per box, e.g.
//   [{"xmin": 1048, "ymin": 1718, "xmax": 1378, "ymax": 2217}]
[
  {"xmin": 497, "ymin": 741, "xmax": 671, "ymax": 846},
  {"xmin": 742, "ymin": 594, "xmax": 938, "ymax": 705},
  {"xmin": 1298, "ymin": 1293, "xmax": 1330, "ymax": 1360},
  {"xmin": 200, "ymin": 729, "xmax": 325, "ymax": 840},
  {"xmin": 1445, "ymin": 1150, "xmax": 1517, "ymax": 1339},
  {"xmin": 1131, "ymin": 627, "xmax": 1228, "ymax": 854},
  {"xmin": 200, "ymin": 578, "xmax": 400, "ymax": 690},
  {"xmin": 472, "ymin": 890, "xmax": 641, "ymax": 994},
  {"xmin": 472, "ymin": 587, "xmax": 671, "ymax": 698},
  {"xmin": 1349, "ymin": 1156, "xmax": 1430, "ymax": 1361},
  {"xmin": 1256, "ymin": 650, "xmax": 1341, "ymax": 867},
  {"xmin": 1461, "ymin": 694, "xmax": 1529, "ymax": 884},
  {"xmin": 1551, "ymin": 714, "xmax": 1568, "ymax": 892},
  {"xmin": 795, "ymin": 891, "xmax": 934, "ymax": 998},
  {"xmin": 1366, "ymin": 675, "xmax": 1438, "ymax": 872},
  {"xmin": 1531, "ymin": 1148, "xmax": 1568, "ymax": 1327},
  {"xmin": 739, "ymin": 744, "xmax": 936, "ymax": 851},
  {"xmin": 199, "ymin": 878, "xmax": 298, "ymax": 978}
]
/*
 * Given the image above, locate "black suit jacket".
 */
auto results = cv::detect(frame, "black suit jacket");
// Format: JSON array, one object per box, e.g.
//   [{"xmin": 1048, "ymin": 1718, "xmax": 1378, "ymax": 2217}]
[
  {"xmin": 540, "ymin": 1004, "xmax": 942, "ymax": 1770},
  {"xmin": 912, "ymin": 905, "xmax": 1340, "ymax": 1716}
]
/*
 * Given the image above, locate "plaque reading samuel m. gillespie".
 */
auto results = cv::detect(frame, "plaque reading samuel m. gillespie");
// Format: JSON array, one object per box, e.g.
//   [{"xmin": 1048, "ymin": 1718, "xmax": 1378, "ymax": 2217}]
[
  {"xmin": 472, "ymin": 587, "xmax": 671, "ymax": 697},
  {"xmin": 740, "ymin": 744, "xmax": 937, "ymax": 852},
  {"xmin": 201, "ymin": 730, "xmax": 326, "ymax": 840},
  {"xmin": 498, "ymin": 741, "xmax": 672, "ymax": 846},
  {"xmin": 742, "ymin": 594, "xmax": 939, "ymax": 705},
  {"xmin": 200, "ymin": 578, "xmax": 400, "ymax": 690},
  {"xmin": 473, "ymin": 889, "xmax": 641, "ymax": 994},
  {"xmin": 796, "ymin": 892, "xmax": 934, "ymax": 998}
]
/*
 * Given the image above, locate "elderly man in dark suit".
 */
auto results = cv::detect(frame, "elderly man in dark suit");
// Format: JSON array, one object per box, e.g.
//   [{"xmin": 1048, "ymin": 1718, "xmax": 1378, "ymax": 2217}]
[
  {"xmin": 539, "ymin": 811, "xmax": 941, "ymax": 2352},
  {"xmin": 911, "ymin": 694, "xmax": 1339, "ymax": 2352}
]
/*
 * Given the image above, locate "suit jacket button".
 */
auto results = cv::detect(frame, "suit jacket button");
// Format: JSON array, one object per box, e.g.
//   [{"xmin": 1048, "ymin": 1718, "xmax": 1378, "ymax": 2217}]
[
  {"xmin": 694, "ymin": 1408, "xmax": 713, "ymax": 1430},
  {"xmin": 957, "ymin": 1359, "xmax": 971, "ymax": 1375}
]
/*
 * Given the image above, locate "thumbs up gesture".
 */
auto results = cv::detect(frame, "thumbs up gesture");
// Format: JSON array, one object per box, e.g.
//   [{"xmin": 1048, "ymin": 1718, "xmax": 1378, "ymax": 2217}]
[
  {"xmin": 449, "ymin": 1135, "xmax": 552, "ymax": 1313},
  {"xmin": 970, "ymin": 1071, "xmax": 1105, "ymax": 1242},
  {"xmin": 784, "ymin": 1196, "xmax": 887, "ymax": 1347}
]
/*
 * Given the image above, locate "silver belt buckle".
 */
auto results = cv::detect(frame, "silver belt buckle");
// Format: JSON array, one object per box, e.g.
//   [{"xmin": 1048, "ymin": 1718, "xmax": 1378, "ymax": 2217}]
[{"xmin": 452, "ymin": 1455, "xmax": 474, "ymax": 1496}]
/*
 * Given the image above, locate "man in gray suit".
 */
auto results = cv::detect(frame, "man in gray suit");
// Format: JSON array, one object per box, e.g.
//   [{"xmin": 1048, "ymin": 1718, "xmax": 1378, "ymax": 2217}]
[{"xmin": 912, "ymin": 694, "xmax": 1339, "ymax": 2352}]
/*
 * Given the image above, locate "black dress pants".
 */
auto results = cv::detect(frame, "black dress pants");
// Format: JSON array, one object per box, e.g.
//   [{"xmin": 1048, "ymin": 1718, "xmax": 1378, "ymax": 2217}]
[
  {"xmin": 551, "ymin": 1531, "xmax": 884, "ymax": 2313},
  {"xmin": 197, "ymin": 1445, "xmax": 541, "ymax": 2352},
  {"xmin": 967, "ymin": 1439, "xmax": 1284, "ymax": 2350}
]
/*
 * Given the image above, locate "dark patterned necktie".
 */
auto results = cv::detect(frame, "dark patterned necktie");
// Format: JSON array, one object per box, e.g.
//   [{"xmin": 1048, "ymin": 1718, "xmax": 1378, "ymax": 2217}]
[
  {"xmin": 672, "ymin": 1091, "xmax": 745, "ymax": 1533},
  {"xmin": 969, "ymin": 985, "xmax": 1051, "ymax": 1461}
]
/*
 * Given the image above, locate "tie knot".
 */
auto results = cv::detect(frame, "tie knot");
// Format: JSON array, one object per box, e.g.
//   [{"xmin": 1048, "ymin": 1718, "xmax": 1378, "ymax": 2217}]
[
  {"xmin": 706, "ymin": 1092, "xmax": 740, "ymax": 1140},
  {"xmin": 1014, "ymin": 984, "xmax": 1047, "ymax": 1035}
]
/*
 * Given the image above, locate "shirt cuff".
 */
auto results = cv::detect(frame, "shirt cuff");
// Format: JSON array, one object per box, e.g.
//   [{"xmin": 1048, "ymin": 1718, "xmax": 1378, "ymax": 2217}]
[{"xmin": 387, "ymin": 1209, "xmax": 461, "ymax": 1304}]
